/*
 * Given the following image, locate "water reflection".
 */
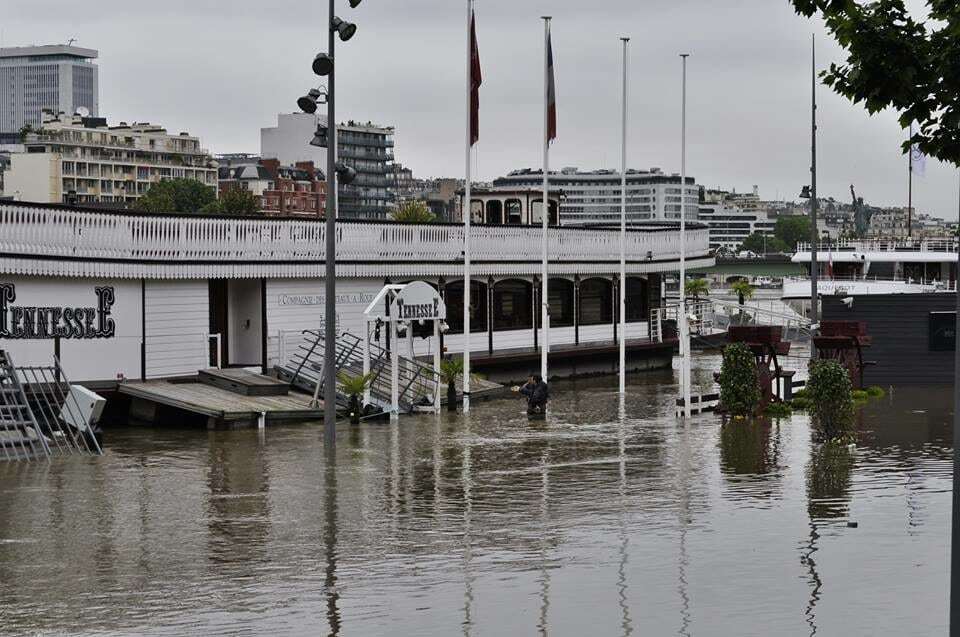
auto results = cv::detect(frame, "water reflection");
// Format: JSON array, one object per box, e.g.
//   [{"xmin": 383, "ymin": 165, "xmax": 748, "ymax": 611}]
[{"xmin": 0, "ymin": 374, "xmax": 952, "ymax": 636}]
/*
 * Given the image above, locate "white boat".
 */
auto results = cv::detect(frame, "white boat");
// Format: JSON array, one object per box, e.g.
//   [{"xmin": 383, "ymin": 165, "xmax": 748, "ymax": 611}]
[
  {"xmin": 783, "ymin": 238, "xmax": 957, "ymax": 313},
  {"xmin": 0, "ymin": 200, "xmax": 713, "ymax": 385}
]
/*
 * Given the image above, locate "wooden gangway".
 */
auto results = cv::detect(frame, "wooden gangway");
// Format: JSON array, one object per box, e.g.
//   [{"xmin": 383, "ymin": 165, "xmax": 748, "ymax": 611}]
[{"xmin": 119, "ymin": 369, "xmax": 323, "ymax": 429}]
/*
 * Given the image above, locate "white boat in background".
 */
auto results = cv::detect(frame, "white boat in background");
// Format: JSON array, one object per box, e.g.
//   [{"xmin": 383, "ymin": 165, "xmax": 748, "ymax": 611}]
[{"xmin": 783, "ymin": 238, "xmax": 957, "ymax": 313}]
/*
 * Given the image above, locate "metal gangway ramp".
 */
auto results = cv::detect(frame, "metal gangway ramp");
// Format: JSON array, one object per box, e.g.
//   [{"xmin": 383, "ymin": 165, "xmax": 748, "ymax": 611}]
[
  {"xmin": 651, "ymin": 298, "xmax": 813, "ymax": 343},
  {"xmin": 0, "ymin": 350, "xmax": 103, "ymax": 460},
  {"xmin": 276, "ymin": 329, "xmax": 439, "ymax": 416}
]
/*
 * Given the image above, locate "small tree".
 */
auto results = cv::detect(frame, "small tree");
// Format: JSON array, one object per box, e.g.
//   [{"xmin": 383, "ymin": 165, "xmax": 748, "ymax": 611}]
[
  {"xmin": 806, "ymin": 359, "xmax": 855, "ymax": 442},
  {"xmin": 731, "ymin": 280, "xmax": 755, "ymax": 305},
  {"xmin": 337, "ymin": 371, "xmax": 375, "ymax": 424},
  {"xmin": 774, "ymin": 216, "xmax": 812, "ymax": 251},
  {"xmin": 439, "ymin": 357, "xmax": 463, "ymax": 412},
  {"xmin": 392, "ymin": 200, "xmax": 436, "ymax": 223},
  {"xmin": 135, "ymin": 178, "xmax": 217, "ymax": 214},
  {"xmin": 719, "ymin": 342, "xmax": 761, "ymax": 417},
  {"xmin": 216, "ymin": 187, "xmax": 260, "ymax": 215},
  {"xmin": 684, "ymin": 278, "xmax": 710, "ymax": 300}
]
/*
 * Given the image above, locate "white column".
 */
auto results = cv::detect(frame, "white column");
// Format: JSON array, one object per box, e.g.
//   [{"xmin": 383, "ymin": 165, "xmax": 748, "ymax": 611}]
[
  {"xmin": 362, "ymin": 318, "xmax": 371, "ymax": 406},
  {"xmin": 540, "ymin": 16, "xmax": 552, "ymax": 382},
  {"xmin": 433, "ymin": 320, "xmax": 441, "ymax": 413},
  {"xmin": 619, "ymin": 37, "xmax": 630, "ymax": 394},
  {"xmin": 680, "ymin": 53, "xmax": 691, "ymax": 419},
  {"xmin": 463, "ymin": 0, "xmax": 474, "ymax": 413},
  {"xmin": 391, "ymin": 319, "xmax": 400, "ymax": 419}
]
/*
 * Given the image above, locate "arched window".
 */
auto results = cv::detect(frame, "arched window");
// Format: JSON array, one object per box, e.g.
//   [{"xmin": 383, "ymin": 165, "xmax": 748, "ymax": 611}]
[
  {"xmin": 492, "ymin": 279, "xmax": 533, "ymax": 331},
  {"xmin": 485, "ymin": 200, "xmax": 503, "ymax": 224},
  {"xmin": 624, "ymin": 277, "xmax": 648, "ymax": 322},
  {"xmin": 532, "ymin": 199, "xmax": 561, "ymax": 226},
  {"xmin": 444, "ymin": 280, "xmax": 488, "ymax": 334},
  {"xmin": 506, "ymin": 199, "xmax": 522, "ymax": 224},
  {"xmin": 537, "ymin": 278, "xmax": 574, "ymax": 327},
  {"xmin": 579, "ymin": 278, "xmax": 613, "ymax": 325}
]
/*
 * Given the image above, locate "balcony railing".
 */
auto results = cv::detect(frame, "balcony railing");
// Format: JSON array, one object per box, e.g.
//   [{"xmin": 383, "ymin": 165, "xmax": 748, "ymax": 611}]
[
  {"xmin": 0, "ymin": 202, "xmax": 710, "ymax": 266},
  {"xmin": 796, "ymin": 238, "xmax": 958, "ymax": 254}
]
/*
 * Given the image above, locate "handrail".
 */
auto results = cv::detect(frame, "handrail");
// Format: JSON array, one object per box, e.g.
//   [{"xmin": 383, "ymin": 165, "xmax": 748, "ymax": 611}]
[
  {"xmin": 0, "ymin": 201, "xmax": 710, "ymax": 265},
  {"xmin": 796, "ymin": 238, "xmax": 958, "ymax": 253}
]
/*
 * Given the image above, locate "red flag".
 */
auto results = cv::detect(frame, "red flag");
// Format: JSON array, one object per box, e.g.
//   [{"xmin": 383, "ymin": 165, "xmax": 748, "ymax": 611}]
[
  {"xmin": 470, "ymin": 12, "xmax": 482, "ymax": 146},
  {"xmin": 546, "ymin": 29, "xmax": 557, "ymax": 144}
]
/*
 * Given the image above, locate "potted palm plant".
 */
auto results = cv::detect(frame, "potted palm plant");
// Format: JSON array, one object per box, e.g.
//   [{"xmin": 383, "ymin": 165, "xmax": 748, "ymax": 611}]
[
  {"xmin": 731, "ymin": 279, "xmax": 755, "ymax": 306},
  {"xmin": 439, "ymin": 357, "xmax": 464, "ymax": 412},
  {"xmin": 337, "ymin": 371, "xmax": 375, "ymax": 424}
]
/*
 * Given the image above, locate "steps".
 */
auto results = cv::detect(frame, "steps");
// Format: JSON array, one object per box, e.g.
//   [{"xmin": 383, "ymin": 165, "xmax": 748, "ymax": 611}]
[
  {"xmin": 276, "ymin": 330, "xmax": 439, "ymax": 415},
  {"xmin": 0, "ymin": 350, "xmax": 103, "ymax": 460}
]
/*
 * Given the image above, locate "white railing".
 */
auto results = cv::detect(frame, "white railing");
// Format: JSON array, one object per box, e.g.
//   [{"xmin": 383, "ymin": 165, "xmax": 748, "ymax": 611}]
[
  {"xmin": 0, "ymin": 202, "xmax": 710, "ymax": 265},
  {"xmin": 796, "ymin": 238, "xmax": 958, "ymax": 254}
]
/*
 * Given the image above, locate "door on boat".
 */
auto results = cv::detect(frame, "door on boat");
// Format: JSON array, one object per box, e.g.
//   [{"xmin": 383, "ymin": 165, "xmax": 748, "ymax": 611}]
[{"xmin": 209, "ymin": 280, "xmax": 229, "ymax": 367}]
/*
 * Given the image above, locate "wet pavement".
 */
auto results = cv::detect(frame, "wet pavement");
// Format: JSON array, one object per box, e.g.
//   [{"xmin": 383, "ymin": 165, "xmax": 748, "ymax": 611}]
[{"xmin": 0, "ymin": 354, "xmax": 953, "ymax": 636}]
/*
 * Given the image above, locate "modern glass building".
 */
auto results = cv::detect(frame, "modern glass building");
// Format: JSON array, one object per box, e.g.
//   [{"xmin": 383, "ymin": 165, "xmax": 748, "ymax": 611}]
[
  {"xmin": 337, "ymin": 122, "xmax": 395, "ymax": 220},
  {"xmin": 0, "ymin": 45, "xmax": 99, "ymax": 142}
]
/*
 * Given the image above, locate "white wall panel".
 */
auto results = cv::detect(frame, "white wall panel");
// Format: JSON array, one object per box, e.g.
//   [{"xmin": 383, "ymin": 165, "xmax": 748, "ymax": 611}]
[{"xmin": 145, "ymin": 281, "xmax": 209, "ymax": 378}]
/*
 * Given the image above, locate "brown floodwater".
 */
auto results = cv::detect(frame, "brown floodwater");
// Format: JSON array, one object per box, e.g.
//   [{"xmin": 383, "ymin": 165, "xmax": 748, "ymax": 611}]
[{"xmin": 0, "ymin": 353, "xmax": 954, "ymax": 636}]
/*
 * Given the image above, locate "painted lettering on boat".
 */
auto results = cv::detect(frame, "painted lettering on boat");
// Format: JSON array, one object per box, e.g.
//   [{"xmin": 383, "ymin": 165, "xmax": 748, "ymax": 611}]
[{"xmin": 0, "ymin": 283, "xmax": 116, "ymax": 339}]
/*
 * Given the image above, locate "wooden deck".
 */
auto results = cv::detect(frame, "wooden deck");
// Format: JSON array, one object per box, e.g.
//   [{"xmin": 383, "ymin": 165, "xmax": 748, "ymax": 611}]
[{"xmin": 119, "ymin": 381, "xmax": 323, "ymax": 428}]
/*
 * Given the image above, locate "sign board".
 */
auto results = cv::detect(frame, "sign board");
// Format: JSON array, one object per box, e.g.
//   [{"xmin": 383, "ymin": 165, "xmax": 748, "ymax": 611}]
[
  {"xmin": 390, "ymin": 281, "xmax": 446, "ymax": 322},
  {"xmin": 0, "ymin": 283, "xmax": 116, "ymax": 339},
  {"xmin": 929, "ymin": 311, "xmax": 956, "ymax": 352}
]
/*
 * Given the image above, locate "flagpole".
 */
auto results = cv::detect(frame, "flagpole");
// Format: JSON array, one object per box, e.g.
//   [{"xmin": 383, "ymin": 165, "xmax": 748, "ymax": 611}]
[
  {"xmin": 540, "ymin": 16, "xmax": 551, "ymax": 382},
  {"xmin": 619, "ymin": 37, "xmax": 629, "ymax": 395},
  {"xmin": 908, "ymin": 128, "xmax": 914, "ymax": 238},
  {"xmin": 463, "ymin": 0, "xmax": 473, "ymax": 413},
  {"xmin": 680, "ymin": 53, "xmax": 691, "ymax": 419}
]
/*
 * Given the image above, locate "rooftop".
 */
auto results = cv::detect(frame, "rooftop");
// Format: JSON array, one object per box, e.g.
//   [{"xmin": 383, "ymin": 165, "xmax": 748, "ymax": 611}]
[{"xmin": 0, "ymin": 45, "xmax": 98, "ymax": 60}]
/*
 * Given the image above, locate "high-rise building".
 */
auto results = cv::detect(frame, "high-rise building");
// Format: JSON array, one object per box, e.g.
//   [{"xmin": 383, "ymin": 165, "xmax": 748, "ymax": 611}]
[
  {"xmin": 493, "ymin": 167, "xmax": 700, "ymax": 225},
  {"xmin": 260, "ymin": 113, "xmax": 395, "ymax": 219},
  {"xmin": 0, "ymin": 45, "xmax": 99, "ymax": 143},
  {"xmin": 3, "ymin": 112, "xmax": 216, "ymax": 206}
]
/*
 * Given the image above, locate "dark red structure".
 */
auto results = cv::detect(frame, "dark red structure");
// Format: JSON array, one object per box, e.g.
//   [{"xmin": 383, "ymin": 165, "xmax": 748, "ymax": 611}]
[
  {"xmin": 727, "ymin": 325, "xmax": 791, "ymax": 403},
  {"xmin": 813, "ymin": 321, "xmax": 872, "ymax": 389}
]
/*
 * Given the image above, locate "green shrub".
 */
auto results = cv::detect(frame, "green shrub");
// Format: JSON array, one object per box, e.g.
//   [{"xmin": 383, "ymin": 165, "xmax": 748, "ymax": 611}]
[
  {"xmin": 807, "ymin": 360, "xmax": 855, "ymax": 442},
  {"xmin": 719, "ymin": 342, "xmax": 760, "ymax": 417},
  {"xmin": 765, "ymin": 402, "xmax": 793, "ymax": 418},
  {"xmin": 851, "ymin": 389, "xmax": 869, "ymax": 402},
  {"xmin": 866, "ymin": 386, "xmax": 886, "ymax": 398},
  {"xmin": 793, "ymin": 389, "xmax": 808, "ymax": 400},
  {"xmin": 790, "ymin": 397, "xmax": 812, "ymax": 410}
]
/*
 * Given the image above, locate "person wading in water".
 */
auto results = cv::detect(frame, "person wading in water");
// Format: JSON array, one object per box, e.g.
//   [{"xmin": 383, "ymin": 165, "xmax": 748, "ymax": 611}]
[{"xmin": 513, "ymin": 374, "xmax": 549, "ymax": 417}]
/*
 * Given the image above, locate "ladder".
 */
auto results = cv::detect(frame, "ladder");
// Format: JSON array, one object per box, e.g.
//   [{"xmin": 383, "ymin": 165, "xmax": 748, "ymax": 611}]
[
  {"xmin": 276, "ymin": 329, "xmax": 439, "ymax": 415},
  {"xmin": 0, "ymin": 350, "xmax": 103, "ymax": 460},
  {"xmin": 0, "ymin": 351, "xmax": 50, "ymax": 460}
]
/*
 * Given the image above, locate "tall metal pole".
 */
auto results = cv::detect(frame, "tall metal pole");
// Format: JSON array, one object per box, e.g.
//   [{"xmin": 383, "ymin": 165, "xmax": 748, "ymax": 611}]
[
  {"xmin": 618, "ymin": 37, "xmax": 629, "ymax": 394},
  {"xmin": 323, "ymin": 0, "xmax": 337, "ymax": 446},
  {"xmin": 679, "ymin": 53, "xmax": 691, "ymax": 419},
  {"xmin": 462, "ymin": 0, "xmax": 473, "ymax": 413},
  {"xmin": 951, "ymin": 169, "xmax": 960, "ymax": 636},
  {"xmin": 540, "ymin": 16, "xmax": 552, "ymax": 383},
  {"xmin": 908, "ymin": 136, "xmax": 914, "ymax": 238},
  {"xmin": 810, "ymin": 34, "xmax": 819, "ymax": 333}
]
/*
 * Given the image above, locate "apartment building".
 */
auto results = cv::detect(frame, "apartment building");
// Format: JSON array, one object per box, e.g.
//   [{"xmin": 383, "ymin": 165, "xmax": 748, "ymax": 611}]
[
  {"xmin": 217, "ymin": 155, "xmax": 326, "ymax": 217},
  {"xmin": 493, "ymin": 167, "xmax": 700, "ymax": 225},
  {"xmin": 3, "ymin": 112, "xmax": 216, "ymax": 205}
]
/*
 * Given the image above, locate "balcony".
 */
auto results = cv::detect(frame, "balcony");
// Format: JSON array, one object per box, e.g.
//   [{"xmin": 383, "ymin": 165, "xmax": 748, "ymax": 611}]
[{"xmin": 0, "ymin": 201, "xmax": 712, "ymax": 279}]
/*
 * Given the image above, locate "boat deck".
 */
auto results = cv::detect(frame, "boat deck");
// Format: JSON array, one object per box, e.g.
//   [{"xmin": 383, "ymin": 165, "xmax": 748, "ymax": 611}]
[{"xmin": 119, "ymin": 380, "xmax": 323, "ymax": 429}]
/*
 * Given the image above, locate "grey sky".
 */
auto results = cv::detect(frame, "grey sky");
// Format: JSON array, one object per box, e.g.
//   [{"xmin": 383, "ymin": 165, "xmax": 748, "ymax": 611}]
[{"xmin": 8, "ymin": 0, "xmax": 957, "ymax": 219}]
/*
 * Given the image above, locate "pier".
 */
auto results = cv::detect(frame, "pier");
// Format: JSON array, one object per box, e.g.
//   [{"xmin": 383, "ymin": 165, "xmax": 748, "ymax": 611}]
[{"xmin": 119, "ymin": 369, "xmax": 323, "ymax": 429}]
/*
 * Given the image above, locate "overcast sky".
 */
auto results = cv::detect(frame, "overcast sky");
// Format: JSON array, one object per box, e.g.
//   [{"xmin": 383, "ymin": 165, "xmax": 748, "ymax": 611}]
[{"xmin": 8, "ymin": 0, "xmax": 958, "ymax": 219}]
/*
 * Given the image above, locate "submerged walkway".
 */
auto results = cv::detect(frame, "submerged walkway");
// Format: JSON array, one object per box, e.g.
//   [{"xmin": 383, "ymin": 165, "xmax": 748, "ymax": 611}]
[{"xmin": 119, "ymin": 380, "xmax": 323, "ymax": 429}]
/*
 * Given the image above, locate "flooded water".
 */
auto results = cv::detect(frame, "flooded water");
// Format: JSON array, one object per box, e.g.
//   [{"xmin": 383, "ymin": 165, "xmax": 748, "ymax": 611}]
[{"xmin": 0, "ymin": 356, "xmax": 954, "ymax": 636}]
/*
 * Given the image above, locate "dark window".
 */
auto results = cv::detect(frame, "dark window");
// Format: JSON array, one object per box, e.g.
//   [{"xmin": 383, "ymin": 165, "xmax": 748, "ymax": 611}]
[
  {"xmin": 492, "ymin": 279, "xmax": 533, "ymax": 331},
  {"xmin": 624, "ymin": 277, "xmax": 648, "ymax": 322},
  {"xmin": 536, "ymin": 278, "xmax": 574, "ymax": 327},
  {"xmin": 579, "ymin": 278, "xmax": 613, "ymax": 325},
  {"xmin": 444, "ymin": 280, "xmax": 488, "ymax": 334},
  {"xmin": 506, "ymin": 199, "xmax": 522, "ymax": 224},
  {"xmin": 486, "ymin": 200, "xmax": 503, "ymax": 224}
]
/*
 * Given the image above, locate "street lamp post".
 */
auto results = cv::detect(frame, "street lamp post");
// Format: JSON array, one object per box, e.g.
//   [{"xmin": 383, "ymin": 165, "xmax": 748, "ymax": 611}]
[{"xmin": 298, "ymin": 1, "xmax": 360, "ymax": 448}]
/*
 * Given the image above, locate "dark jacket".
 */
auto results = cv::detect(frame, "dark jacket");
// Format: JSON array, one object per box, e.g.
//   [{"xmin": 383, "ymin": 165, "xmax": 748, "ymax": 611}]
[{"xmin": 520, "ymin": 381, "xmax": 549, "ymax": 413}]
